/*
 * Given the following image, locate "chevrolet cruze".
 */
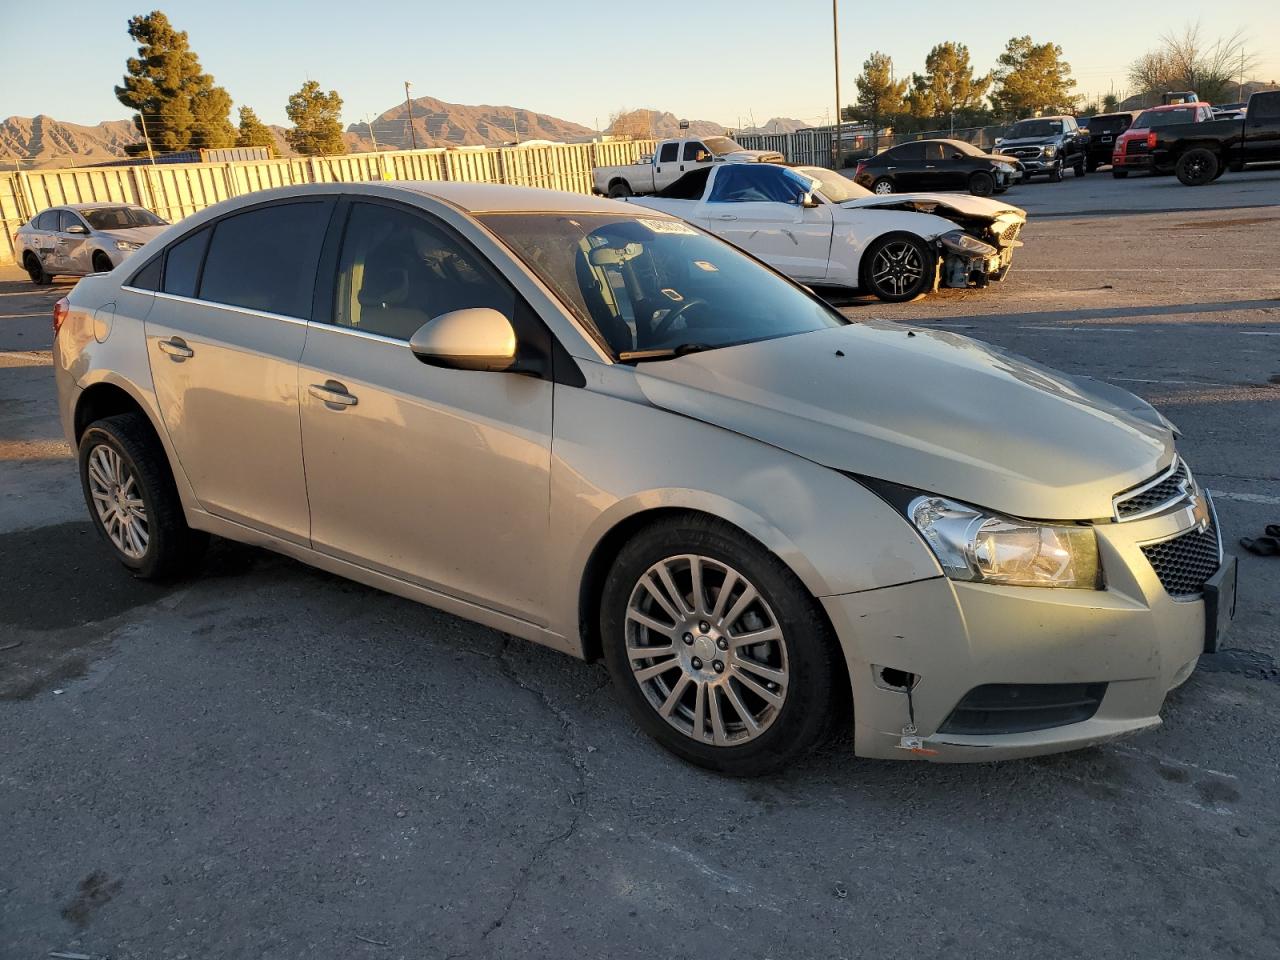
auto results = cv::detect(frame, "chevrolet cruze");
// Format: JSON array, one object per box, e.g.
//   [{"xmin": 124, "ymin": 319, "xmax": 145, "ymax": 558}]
[{"xmin": 53, "ymin": 183, "xmax": 1236, "ymax": 775}]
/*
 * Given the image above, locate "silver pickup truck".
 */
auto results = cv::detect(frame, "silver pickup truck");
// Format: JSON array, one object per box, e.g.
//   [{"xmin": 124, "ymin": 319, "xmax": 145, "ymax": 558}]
[{"xmin": 592, "ymin": 135, "xmax": 783, "ymax": 197}]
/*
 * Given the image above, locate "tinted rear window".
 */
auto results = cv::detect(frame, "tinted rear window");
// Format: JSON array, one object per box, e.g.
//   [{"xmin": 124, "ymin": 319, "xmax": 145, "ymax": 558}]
[
  {"xmin": 1134, "ymin": 108, "xmax": 1197, "ymax": 128},
  {"xmin": 162, "ymin": 228, "xmax": 211, "ymax": 298},
  {"xmin": 1088, "ymin": 115, "xmax": 1132, "ymax": 134},
  {"xmin": 198, "ymin": 201, "xmax": 330, "ymax": 318}
]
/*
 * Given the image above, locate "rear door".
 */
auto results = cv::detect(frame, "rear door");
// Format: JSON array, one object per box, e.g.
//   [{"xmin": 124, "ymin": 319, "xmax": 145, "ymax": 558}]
[
  {"xmin": 695, "ymin": 165, "xmax": 833, "ymax": 280},
  {"xmin": 298, "ymin": 199, "xmax": 554, "ymax": 623},
  {"xmin": 145, "ymin": 197, "xmax": 333, "ymax": 543},
  {"xmin": 29, "ymin": 210, "xmax": 59, "ymax": 267}
]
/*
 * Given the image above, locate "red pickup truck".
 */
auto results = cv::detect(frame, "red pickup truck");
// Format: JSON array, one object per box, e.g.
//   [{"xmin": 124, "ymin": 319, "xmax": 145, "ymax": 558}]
[{"xmin": 1112, "ymin": 102, "xmax": 1215, "ymax": 178}]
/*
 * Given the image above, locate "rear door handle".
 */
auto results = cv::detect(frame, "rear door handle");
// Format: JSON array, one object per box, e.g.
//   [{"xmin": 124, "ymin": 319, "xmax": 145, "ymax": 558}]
[
  {"xmin": 158, "ymin": 337, "xmax": 194, "ymax": 359},
  {"xmin": 308, "ymin": 381, "xmax": 358, "ymax": 407}
]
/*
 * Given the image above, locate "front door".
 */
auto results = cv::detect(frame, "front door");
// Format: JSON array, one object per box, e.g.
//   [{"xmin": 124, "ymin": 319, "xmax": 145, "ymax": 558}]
[
  {"xmin": 652, "ymin": 141, "xmax": 681, "ymax": 189},
  {"xmin": 695, "ymin": 165, "xmax": 833, "ymax": 281},
  {"xmin": 56, "ymin": 210, "xmax": 93, "ymax": 274},
  {"xmin": 145, "ymin": 198, "xmax": 333, "ymax": 543},
  {"xmin": 299, "ymin": 200, "xmax": 554, "ymax": 625},
  {"xmin": 1242, "ymin": 95, "xmax": 1280, "ymax": 165}
]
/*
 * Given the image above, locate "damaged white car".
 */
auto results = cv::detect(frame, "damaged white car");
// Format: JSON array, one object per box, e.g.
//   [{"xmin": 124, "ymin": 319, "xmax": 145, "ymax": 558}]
[{"xmin": 626, "ymin": 163, "xmax": 1026, "ymax": 302}]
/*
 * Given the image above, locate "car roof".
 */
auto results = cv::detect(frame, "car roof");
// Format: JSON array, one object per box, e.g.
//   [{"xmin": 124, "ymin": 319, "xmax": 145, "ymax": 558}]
[
  {"xmin": 1141, "ymin": 103, "xmax": 1202, "ymax": 112},
  {"xmin": 389, "ymin": 181, "xmax": 650, "ymax": 214},
  {"xmin": 52, "ymin": 201, "xmax": 149, "ymax": 211}
]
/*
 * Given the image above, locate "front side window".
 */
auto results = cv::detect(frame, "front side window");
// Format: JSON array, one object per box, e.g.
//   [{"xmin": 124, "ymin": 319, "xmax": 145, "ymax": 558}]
[
  {"xmin": 1251, "ymin": 94, "xmax": 1280, "ymax": 121},
  {"xmin": 332, "ymin": 202, "xmax": 515, "ymax": 341},
  {"xmin": 658, "ymin": 142, "xmax": 679, "ymax": 163},
  {"xmin": 58, "ymin": 210, "xmax": 86, "ymax": 233},
  {"xmin": 479, "ymin": 213, "xmax": 845, "ymax": 359},
  {"xmin": 708, "ymin": 165, "xmax": 806, "ymax": 203},
  {"xmin": 682, "ymin": 141, "xmax": 708, "ymax": 162},
  {"xmin": 162, "ymin": 228, "xmax": 210, "ymax": 298},
  {"xmin": 923, "ymin": 142, "xmax": 948, "ymax": 162},
  {"xmin": 198, "ymin": 201, "xmax": 330, "ymax": 317}
]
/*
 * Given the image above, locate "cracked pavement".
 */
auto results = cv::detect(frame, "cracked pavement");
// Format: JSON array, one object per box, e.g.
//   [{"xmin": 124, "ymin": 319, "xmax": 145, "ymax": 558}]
[{"xmin": 2, "ymin": 169, "xmax": 1279, "ymax": 959}]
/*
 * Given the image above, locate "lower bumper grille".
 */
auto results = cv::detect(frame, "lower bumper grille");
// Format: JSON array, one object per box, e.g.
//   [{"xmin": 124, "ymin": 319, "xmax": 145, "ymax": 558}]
[
  {"xmin": 938, "ymin": 683, "xmax": 1108, "ymax": 735},
  {"xmin": 1141, "ymin": 522, "xmax": 1222, "ymax": 599}
]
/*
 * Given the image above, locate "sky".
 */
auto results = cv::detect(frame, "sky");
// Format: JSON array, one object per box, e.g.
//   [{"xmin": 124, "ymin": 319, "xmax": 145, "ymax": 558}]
[{"xmin": 2, "ymin": 0, "xmax": 1276, "ymax": 131}]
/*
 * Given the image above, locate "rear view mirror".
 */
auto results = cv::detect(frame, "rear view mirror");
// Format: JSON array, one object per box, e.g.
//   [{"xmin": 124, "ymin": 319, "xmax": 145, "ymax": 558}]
[{"xmin": 409, "ymin": 308, "xmax": 517, "ymax": 372}]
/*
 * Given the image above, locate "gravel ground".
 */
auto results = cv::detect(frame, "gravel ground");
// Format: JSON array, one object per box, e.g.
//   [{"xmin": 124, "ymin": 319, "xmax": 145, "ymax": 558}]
[{"xmin": 1, "ymin": 169, "xmax": 1278, "ymax": 960}]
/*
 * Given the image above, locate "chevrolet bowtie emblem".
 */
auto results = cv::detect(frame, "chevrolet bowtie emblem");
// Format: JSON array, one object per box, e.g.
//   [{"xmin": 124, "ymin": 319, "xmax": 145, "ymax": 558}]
[{"xmin": 1187, "ymin": 489, "xmax": 1211, "ymax": 534}]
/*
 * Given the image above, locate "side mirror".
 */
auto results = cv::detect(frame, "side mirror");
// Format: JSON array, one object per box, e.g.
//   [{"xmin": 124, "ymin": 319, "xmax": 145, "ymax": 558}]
[
  {"xmin": 64, "ymin": 223, "xmax": 88, "ymax": 235},
  {"xmin": 696, "ymin": 151, "xmax": 711, "ymax": 162},
  {"xmin": 800, "ymin": 191, "xmax": 821, "ymax": 209},
  {"xmin": 409, "ymin": 307, "xmax": 517, "ymax": 372}
]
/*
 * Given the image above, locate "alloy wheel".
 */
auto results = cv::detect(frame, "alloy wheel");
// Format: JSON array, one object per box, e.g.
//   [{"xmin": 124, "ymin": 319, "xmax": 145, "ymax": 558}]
[
  {"xmin": 624, "ymin": 555, "xmax": 789, "ymax": 746},
  {"xmin": 873, "ymin": 180, "xmax": 894, "ymax": 195},
  {"xmin": 870, "ymin": 240, "xmax": 925, "ymax": 298},
  {"xmin": 86, "ymin": 444, "xmax": 149, "ymax": 559}
]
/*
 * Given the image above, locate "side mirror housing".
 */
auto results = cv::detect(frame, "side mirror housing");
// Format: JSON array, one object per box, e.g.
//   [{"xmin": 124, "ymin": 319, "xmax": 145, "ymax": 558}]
[
  {"xmin": 800, "ymin": 191, "xmax": 821, "ymax": 208},
  {"xmin": 65, "ymin": 223, "xmax": 88, "ymax": 235},
  {"xmin": 409, "ymin": 307, "xmax": 518, "ymax": 372}
]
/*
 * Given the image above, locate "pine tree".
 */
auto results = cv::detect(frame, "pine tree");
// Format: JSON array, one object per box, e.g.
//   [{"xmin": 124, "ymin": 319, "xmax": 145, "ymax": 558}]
[
  {"xmin": 991, "ymin": 37, "xmax": 1079, "ymax": 120},
  {"xmin": 850, "ymin": 53, "xmax": 907, "ymax": 151},
  {"xmin": 909, "ymin": 43, "xmax": 992, "ymax": 124},
  {"xmin": 285, "ymin": 81, "xmax": 346, "ymax": 156},
  {"xmin": 236, "ymin": 106, "xmax": 276, "ymax": 154},
  {"xmin": 115, "ymin": 11, "xmax": 235, "ymax": 154}
]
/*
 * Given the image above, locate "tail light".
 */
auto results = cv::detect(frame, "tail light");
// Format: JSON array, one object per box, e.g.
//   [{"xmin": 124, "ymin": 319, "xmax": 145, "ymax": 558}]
[
  {"xmin": 52, "ymin": 297, "xmax": 69, "ymax": 337},
  {"xmin": 1147, "ymin": 132, "xmax": 1158, "ymax": 149},
  {"xmin": 854, "ymin": 162, "xmax": 866, "ymax": 179}
]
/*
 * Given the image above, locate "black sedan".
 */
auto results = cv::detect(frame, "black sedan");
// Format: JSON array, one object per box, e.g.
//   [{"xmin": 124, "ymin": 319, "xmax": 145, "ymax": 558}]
[{"xmin": 853, "ymin": 139, "xmax": 1022, "ymax": 197}]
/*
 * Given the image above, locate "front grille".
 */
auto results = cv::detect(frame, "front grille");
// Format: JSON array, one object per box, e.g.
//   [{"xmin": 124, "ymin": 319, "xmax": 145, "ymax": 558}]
[
  {"xmin": 1114, "ymin": 458, "xmax": 1192, "ymax": 520},
  {"xmin": 998, "ymin": 221, "xmax": 1023, "ymax": 244},
  {"xmin": 1141, "ymin": 523, "xmax": 1222, "ymax": 599},
  {"xmin": 1005, "ymin": 146, "xmax": 1041, "ymax": 160},
  {"xmin": 938, "ymin": 683, "xmax": 1108, "ymax": 735}
]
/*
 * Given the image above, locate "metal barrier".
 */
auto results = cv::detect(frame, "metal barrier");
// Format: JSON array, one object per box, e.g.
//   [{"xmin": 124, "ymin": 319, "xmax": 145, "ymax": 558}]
[{"xmin": 0, "ymin": 139, "xmax": 657, "ymax": 267}]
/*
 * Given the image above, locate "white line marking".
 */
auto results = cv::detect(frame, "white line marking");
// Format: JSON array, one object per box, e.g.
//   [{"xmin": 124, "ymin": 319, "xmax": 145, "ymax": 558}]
[
  {"xmin": 1240, "ymin": 331, "xmax": 1280, "ymax": 336},
  {"xmin": 1108, "ymin": 743, "xmax": 1239, "ymax": 780},
  {"xmin": 1109, "ymin": 377, "xmax": 1234, "ymax": 387},
  {"xmin": 1021, "ymin": 325, "xmax": 1138, "ymax": 332},
  {"xmin": 1214, "ymin": 491, "xmax": 1280, "ymax": 506}
]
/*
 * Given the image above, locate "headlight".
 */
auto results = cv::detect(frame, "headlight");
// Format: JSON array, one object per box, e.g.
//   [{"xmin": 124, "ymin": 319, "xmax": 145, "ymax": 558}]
[
  {"xmin": 994, "ymin": 161, "xmax": 1013, "ymax": 173},
  {"xmin": 938, "ymin": 230, "xmax": 996, "ymax": 258},
  {"xmin": 1043, "ymin": 145, "xmax": 1057, "ymax": 157},
  {"xmin": 909, "ymin": 495, "xmax": 1101, "ymax": 589},
  {"xmin": 114, "ymin": 240, "xmax": 141, "ymax": 251}
]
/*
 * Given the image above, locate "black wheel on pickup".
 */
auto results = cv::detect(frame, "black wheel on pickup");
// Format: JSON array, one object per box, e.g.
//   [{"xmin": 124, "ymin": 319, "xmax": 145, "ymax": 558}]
[
  {"xmin": 1048, "ymin": 161, "xmax": 1063, "ymax": 182},
  {"xmin": 1073, "ymin": 158, "xmax": 1087, "ymax": 176},
  {"xmin": 607, "ymin": 180, "xmax": 633, "ymax": 198},
  {"xmin": 1175, "ymin": 148, "xmax": 1219, "ymax": 186}
]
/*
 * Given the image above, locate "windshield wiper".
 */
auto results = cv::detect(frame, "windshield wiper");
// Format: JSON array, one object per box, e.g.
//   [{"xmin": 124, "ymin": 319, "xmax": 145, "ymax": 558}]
[{"xmin": 617, "ymin": 343, "xmax": 713, "ymax": 363}]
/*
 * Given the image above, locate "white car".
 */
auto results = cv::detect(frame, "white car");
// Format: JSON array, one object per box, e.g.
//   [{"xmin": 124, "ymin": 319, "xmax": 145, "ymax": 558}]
[
  {"xmin": 626, "ymin": 163, "xmax": 1026, "ymax": 301},
  {"xmin": 14, "ymin": 202, "xmax": 170, "ymax": 285}
]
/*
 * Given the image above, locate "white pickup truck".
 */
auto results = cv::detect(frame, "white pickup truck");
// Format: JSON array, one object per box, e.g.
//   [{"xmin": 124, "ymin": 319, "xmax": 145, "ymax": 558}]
[{"xmin": 593, "ymin": 136, "xmax": 784, "ymax": 198}]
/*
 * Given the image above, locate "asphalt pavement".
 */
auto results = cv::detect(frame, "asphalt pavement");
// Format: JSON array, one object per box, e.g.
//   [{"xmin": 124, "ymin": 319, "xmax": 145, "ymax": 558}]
[{"xmin": 2, "ymin": 168, "xmax": 1279, "ymax": 960}]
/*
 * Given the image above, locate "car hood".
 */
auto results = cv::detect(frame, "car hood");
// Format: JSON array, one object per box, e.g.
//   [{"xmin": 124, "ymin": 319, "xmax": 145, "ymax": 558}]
[
  {"xmin": 838, "ymin": 192, "xmax": 1026, "ymax": 222},
  {"xmin": 996, "ymin": 136, "xmax": 1062, "ymax": 149},
  {"xmin": 631, "ymin": 324, "xmax": 1171, "ymax": 520},
  {"xmin": 95, "ymin": 225, "xmax": 168, "ymax": 244}
]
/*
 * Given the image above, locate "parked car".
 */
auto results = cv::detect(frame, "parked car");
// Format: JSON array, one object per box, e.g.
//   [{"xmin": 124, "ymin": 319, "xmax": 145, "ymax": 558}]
[
  {"xmin": 1151, "ymin": 91, "xmax": 1280, "ymax": 185},
  {"xmin": 54, "ymin": 182, "xmax": 1234, "ymax": 774},
  {"xmin": 592, "ymin": 136, "xmax": 784, "ymax": 198},
  {"xmin": 1082, "ymin": 111, "xmax": 1141, "ymax": 171},
  {"xmin": 627, "ymin": 163, "xmax": 1025, "ymax": 301},
  {"xmin": 14, "ymin": 202, "xmax": 169, "ymax": 285},
  {"xmin": 993, "ymin": 116, "xmax": 1088, "ymax": 181},
  {"xmin": 1111, "ymin": 103, "xmax": 1215, "ymax": 178},
  {"xmin": 850, "ymin": 139, "xmax": 1022, "ymax": 196}
]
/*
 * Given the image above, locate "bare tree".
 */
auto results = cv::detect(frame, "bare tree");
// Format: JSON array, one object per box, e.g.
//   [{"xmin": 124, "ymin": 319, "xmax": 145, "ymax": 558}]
[
  {"xmin": 1127, "ymin": 23, "xmax": 1259, "ymax": 105},
  {"xmin": 607, "ymin": 108, "xmax": 654, "ymax": 141}
]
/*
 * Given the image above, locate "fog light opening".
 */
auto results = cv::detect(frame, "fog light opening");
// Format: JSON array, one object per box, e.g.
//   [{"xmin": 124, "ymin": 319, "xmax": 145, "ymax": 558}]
[{"xmin": 877, "ymin": 667, "xmax": 917, "ymax": 691}]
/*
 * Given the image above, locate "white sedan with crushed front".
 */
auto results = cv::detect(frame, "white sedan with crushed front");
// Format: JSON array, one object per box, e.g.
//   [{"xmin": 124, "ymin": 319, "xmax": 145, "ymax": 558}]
[{"xmin": 626, "ymin": 163, "xmax": 1026, "ymax": 302}]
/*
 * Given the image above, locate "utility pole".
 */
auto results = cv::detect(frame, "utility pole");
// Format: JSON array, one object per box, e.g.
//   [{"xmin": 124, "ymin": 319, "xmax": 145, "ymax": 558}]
[
  {"xmin": 364, "ymin": 116, "xmax": 380, "ymax": 152},
  {"xmin": 832, "ymin": 0, "xmax": 842, "ymax": 168},
  {"xmin": 137, "ymin": 113, "xmax": 156, "ymax": 165},
  {"xmin": 404, "ymin": 81, "xmax": 418, "ymax": 150}
]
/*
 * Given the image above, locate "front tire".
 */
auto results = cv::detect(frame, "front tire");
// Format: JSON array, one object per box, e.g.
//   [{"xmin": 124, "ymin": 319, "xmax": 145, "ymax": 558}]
[
  {"xmin": 861, "ymin": 232, "xmax": 934, "ymax": 302},
  {"xmin": 1176, "ymin": 148, "xmax": 1219, "ymax": 186},
  {"xmin": 600, "ymin": 516, "xmax": 842, "ymax": 776},
  {"xmin": 968, "ymin": 171, "xmax": 995, "ymax": 197},
  {"xmin": 871, "ymin": 177, "xmax": 894, "ymax": 195},
  {"xmin": 24, "ymin": 252, "xmax": 52, "ymax": 285},
  {"xmin": 1049, "ymin": 162, "xmax": 1063, "ymax": 182},
  {"xmin": 78, "ymin": 413, "xmax": 207, "ymax": 580},
  {"xmin": 1073, "ymin": 159, "xmax": 1087, "ymax": 176}
]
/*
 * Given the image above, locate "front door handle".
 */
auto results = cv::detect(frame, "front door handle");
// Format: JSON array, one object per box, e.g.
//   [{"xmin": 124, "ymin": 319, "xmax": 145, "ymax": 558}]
[
  {"xmin": 716, "ymin": 214, "xmax": 738, "ymax": 221},
  {"xmin": 308, "ymin": 381, "xmax": 358, "ymax": 407},
  {"xmin": 158, "ymin": 337, "xmax": 194, "ymax": 359}
]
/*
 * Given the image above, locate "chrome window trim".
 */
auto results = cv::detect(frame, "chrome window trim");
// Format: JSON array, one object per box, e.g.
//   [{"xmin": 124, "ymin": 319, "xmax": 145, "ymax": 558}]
[
  {"xmin": 306, "ymin": 320, "xmax": 411, "ymax": 347},
  {"xmin": 1111, "ymin": 455, "xmax": 1194, "ymax": 523},
  {"xmin": 148, "ymin": 289, "xmax": 310, "ymax": 326}
]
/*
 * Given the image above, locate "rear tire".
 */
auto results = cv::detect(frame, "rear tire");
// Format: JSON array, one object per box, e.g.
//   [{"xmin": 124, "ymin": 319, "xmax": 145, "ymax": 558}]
[
  {"xmin": 24, "ymin": 252, "xmax": 52, "ymax": 285},
  {"xmin": 600, "ymin": 515, "xmax": 843, "ymax": 776},
  {"xmin": 1176, "ymin": 148, "xmax": 1219, "ymax": 186},
  {"xmin": 861, "ymin": 232, "xmax": 934, "ymax": 303},
  {"xmin": 968, "ymin": 171, "xmax": 995, "ymax": 197},
  {"xmin": 1112, "ymin": 169, "xmax": 1129, "ymax": 179},
  {"xmin": 871, "ymin": 177, "xmax": 894, "ymax": 195},
  {"xmin": 78, "ymin": 413, "xmax": 207, "ymax": 580},
  {"xmin": 607, "ymin": 180, "xmax": 633, "ymax": 198}
]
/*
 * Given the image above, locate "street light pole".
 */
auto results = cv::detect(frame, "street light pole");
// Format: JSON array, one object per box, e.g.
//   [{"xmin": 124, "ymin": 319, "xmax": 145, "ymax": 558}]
[
  {"xmin": 404, "ymin": 81, "xmax": 418, "ymax": 150},
  {"xmin": 832, "ymin": 0, "xmax": 842, "ymax": 169}
]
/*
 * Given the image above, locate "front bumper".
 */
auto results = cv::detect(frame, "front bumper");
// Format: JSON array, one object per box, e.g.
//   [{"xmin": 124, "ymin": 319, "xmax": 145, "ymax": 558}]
[
  {"xmin": 823, "ymin": 502, "xmax": 1228, "ymax": 762},
  {"xmin": 1112, "ymin": 153, "xmax": 1153, "ymax": 169}
]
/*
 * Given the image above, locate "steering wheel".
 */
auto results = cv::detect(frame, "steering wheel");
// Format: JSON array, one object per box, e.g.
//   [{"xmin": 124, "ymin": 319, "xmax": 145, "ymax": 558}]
[{"xmin": 649, "ymin": 297, "xmax": 707, "ymax": 341}]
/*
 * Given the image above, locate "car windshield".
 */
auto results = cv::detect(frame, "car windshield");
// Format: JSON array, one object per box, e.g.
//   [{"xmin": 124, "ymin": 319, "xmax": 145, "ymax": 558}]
[
  {"xmin": 478, "ymin": 212, "xmax": 845, "ymax": 359},
  {"xmin": 82, "ymin": 207, "xmax": 168, "ymax": 230},
  {"xmin": 1134, "ymin": 108, "xmax": 1196, "ymax": 128},
  {"xmin": 703, "ymin": 136, "xmax": 744, "ymax": 156},
  {"xmin": 1006, "ymin": 119, "xmax": 1063, "ymax": 138},
  {"xmin": 795, "ymin": 166, "xmax": 870, "ymax": 202}
]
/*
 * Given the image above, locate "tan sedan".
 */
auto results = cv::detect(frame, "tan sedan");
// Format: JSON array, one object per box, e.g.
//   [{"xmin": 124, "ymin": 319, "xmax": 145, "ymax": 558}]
[{"xmin": 52, "ymin": 182, "xmax": 1235, "ymax": 774}]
